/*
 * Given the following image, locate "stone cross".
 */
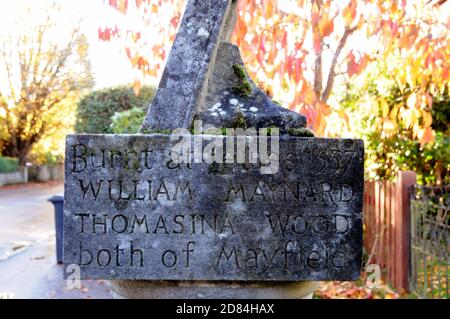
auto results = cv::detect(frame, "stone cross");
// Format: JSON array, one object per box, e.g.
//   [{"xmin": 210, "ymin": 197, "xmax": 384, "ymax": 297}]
[
  {"xmin": 63, "ymin": 0, "xmax": 364, "ymax": 284},
  {"xmin": 140, "ymin": 0, "xmax": 239, "ymax": 131},
  {"xmin": 139, "ymin": 0, "xmax": 306, "ymax": 133}
]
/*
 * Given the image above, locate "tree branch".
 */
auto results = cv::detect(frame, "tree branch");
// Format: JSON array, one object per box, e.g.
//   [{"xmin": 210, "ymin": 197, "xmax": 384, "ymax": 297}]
[
  {"xmin": 312, "ymin": 0, "xmax": 323, "ymax": 98},
  {"xmin": 321, "ymin": 26, "xmax": 356, "ymax": 103}
]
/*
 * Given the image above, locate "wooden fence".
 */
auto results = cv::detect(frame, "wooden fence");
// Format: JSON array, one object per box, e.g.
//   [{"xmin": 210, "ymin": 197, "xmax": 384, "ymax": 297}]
[{"xmin": 363, "ymin": 171, "xmax": 416, "ymax": 292}]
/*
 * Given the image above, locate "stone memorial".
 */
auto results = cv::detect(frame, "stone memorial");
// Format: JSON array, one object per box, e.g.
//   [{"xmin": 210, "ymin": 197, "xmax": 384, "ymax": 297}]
[{"xmin": 63, "ymin": 0, "xmax": 364, "ymax": 298}]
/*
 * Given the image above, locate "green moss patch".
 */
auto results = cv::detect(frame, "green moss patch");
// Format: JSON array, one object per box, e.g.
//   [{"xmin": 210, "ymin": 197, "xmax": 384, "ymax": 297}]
[
  {"xmin": 232, "ymin": 64, "xmax": 246, "ymax": 80},
  {"xmin": 232, "ymin": 110, "xmax": 247, "ymax": 129},
  {"xmin": 288, "ymin": 128, "xmax": 315, "ymax": 137},
  {"xmin": 232, "ymin": 64, "xmax": 253, "ymax": 98}
]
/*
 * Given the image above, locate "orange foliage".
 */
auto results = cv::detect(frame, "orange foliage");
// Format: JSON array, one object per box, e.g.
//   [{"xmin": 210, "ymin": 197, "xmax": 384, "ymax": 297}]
[
  {"xmin": 99, "ymin": 0, "xmax": 450, "ymax": 142},
  {"xmin": 315, "ymin": 281, "xmax": 401, "ymax": 299}
]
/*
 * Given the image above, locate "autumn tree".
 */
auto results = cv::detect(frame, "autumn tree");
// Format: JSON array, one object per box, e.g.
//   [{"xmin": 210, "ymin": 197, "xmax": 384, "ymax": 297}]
[
  {"xmin": 0, "ymin": 1, "xmax": 93, "ymax": 165},
  {"xmin": 99, "ymin": 0, "xmax": 449, "ymax": 142}
]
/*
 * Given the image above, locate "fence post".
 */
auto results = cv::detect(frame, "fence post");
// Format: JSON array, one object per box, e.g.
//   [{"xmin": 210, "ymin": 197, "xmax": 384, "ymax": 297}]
[{"xmin": 394, "ymin": 171, "xmax": 416, "ymax": 292}]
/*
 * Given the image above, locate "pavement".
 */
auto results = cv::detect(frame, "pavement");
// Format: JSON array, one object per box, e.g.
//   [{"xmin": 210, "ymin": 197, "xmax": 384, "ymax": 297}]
[{"xmin": 0, "ymin": 181, "xmax": 112, "ymax": 299}]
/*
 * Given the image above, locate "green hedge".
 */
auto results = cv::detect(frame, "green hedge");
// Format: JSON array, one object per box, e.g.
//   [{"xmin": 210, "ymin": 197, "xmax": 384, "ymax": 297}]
[
  {"xmin": 0, "ymin": 156, "xmax": 19, "ymax": 173},
  {"xmin": 111, "ymin": 107, "xmax": 146, "ymax": 134},
  {"xmin": 75, "ymin": 85, "xmax": 155, "ymax": 134}
]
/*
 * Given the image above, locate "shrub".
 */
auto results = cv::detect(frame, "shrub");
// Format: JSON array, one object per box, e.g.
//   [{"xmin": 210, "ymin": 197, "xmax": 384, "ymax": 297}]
[
  {"xmin": 0, "ymin": 156, "xmax": 19, "ymax": 173},
  {"xmin": 336, "ymin": 62, "xmax": 450, "ymax": 184},
  {"xmin": 75, "ymin": 85, "xmax": 155, "ymax": 133},
  {"xmin": 111, "ymin": 107, "xmax": 146, "ymax": 134}
]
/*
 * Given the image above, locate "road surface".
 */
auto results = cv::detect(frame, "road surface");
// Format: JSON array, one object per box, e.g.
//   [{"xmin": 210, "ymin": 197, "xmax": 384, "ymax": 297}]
[{"xmin": 0, "ymin": 181, "xmax": 111, "ymax": 299}]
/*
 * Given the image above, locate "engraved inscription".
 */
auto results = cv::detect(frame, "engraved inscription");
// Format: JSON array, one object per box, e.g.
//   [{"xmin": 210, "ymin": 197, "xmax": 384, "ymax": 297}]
[{"xmin": 63, "ymin": 135, "xmax": 364, "ymax": 281}]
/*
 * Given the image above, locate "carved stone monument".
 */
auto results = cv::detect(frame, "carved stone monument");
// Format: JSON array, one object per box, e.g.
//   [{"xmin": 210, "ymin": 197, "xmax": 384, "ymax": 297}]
[{"xmin": 63, "ymin": 0, "xmax": 364, "ymax": 298}]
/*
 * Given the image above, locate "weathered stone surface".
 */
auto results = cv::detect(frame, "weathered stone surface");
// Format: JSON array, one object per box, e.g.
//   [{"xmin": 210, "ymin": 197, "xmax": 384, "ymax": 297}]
[
  {"xmin": 107, "ymin": 280, "xmax": 320, "ymax": 299},
  {"xmin": 140, "ymin": 0, "xmax": 237, "ymax": 132},
  {"xmin": 63, "ymin": 134, "xmax": 363, "ymax": 281},
  {"xmin": 198, "ymin": 42, "xmax": 307, "ymax": 133}
]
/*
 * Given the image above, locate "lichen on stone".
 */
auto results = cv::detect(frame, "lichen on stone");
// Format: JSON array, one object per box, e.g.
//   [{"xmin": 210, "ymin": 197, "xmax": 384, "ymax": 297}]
[
  {"xmin": 211, "ymin": 103, "xmax": 221, "ymax": 110},
  {"xmin": 288, "ymin": 127, "xmax": 315, "ymax": 137},
  {"xmin": 197, "ymin": 27, "xmax": 210, "ymax": 37}
]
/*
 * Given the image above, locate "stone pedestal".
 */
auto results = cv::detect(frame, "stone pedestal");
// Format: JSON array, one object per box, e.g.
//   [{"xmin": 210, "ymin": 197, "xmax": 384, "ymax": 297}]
[{"xmin": 107, "ymin": 280, "xmax": 319, "ymax": 299}]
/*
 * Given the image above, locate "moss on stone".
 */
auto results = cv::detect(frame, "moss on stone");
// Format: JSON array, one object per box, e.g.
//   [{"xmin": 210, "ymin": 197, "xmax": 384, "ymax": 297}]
[
  {"xmin": 265, "ymin": 127, "xmax": 280, "ymax": 135},
  {"xmin": 142, "ymin": 129, "xmax": 173, "ymax": 134},
  {"xmin": 273, "ymin": 100, "xmax": 283, "ymax": 106},
  {"xmin": 109, "ymin": 149, "xmax": 121, "ymax": 156},
  {"xmin": 233, "ymin": 81, "xmax": 252, "ymax": 98},
  {"xmin": 232, "ymin": 110, "xmax": 247, "ymax": 129},
  {"xmin": 232, "ymin": 64, "xmax": 253, "ymax": 98},
  {"xmin": 288, "ymin": 127, "xmax": 315, "ymax": 137},
  {"xmin": 133, "ymin": 160, "xmax": 142, "ymax": 171},
  {"xmin": 232, "ymin": 64, "xmax": 246, "ymax": 80}
]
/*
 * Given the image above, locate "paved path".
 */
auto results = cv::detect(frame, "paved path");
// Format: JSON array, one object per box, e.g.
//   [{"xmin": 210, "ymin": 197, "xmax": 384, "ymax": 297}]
[{"xmin": 0, "ymin": 182, "xmax": 112, "ymax": 299}]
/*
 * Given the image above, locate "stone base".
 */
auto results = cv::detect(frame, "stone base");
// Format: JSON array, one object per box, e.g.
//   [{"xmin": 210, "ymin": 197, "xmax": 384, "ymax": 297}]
[{"xmin": 107, "ymin": 280, "xmax": 320, "ymax": 299}]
